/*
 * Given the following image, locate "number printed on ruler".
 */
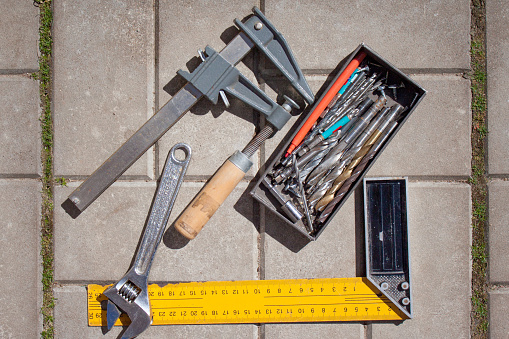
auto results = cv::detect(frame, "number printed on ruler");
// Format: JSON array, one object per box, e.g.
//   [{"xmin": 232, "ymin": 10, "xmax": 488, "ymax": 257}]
[{"xmin": 88, "ymin": 277, "xmax": 405, "ymax": 326}]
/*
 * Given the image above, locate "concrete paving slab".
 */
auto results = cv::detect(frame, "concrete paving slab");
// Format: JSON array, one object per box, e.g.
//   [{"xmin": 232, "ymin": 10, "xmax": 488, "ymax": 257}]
[
  {"xmin": 489, "ymin": 288, "xmax": 509, "ymax": 339},
  {"xmin": 54, "ymin": 285, "xmax": 257, "ymax": 339},
  {"xmin": 0, "ymin": 179, "xmax": 41, "ymax": 338},
  {"xmin": 157, "ymin": 1, "xmax": 259, "ymax": 177},
  {"xmin": 265, "ymin": 0, "xmax": 470, "ymax": 71},
  {"xmin": 265, "ymin": 323, "xmax": 363, "ymax": 339},
  {"xmin": 0, "ymin": 76, "xmax": 41, "ymax": 176},
  {"xmin": 369, "ymin": 75, "xmax": 471, "ymax": 177},
  {"xmin": 264, "ymin": 190, "xmax": 357, "ymax": 279},
  {"xmin": 488, "ymin": 180, "xmax": 509, "ymax": 283},
  {"xmin": 263, "ymin": 187, "xmax": 363, "ymax": 338},
  {"xmin": 157, "ymin": 1, "xmax": 257, "ymax": 103},
  {"xmin": 54, "ymin": 181, "xmax": 257, "ymax": 282},
  {"xmin": 265, "ymin": 75, "xmax": 471, "ymax": 178},
  {"xmin": 0, "ymin": 1, "xmax": 39, "ymax": 71},
  {"xmin": 487, "ymin": 0, "xmax": 509, "ymax": 175},
  {"xmin": 53, "ymin": 0, "xmax": 155, "ymax": 178},
  {"xmin": 372, "ymin": 182, "xmax": 471, "ymax": 338}
]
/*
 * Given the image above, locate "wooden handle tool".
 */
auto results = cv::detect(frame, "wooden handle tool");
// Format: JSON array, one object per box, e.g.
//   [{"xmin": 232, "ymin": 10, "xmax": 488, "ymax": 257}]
[
  {"xmin": 174, "ymin": 154, "xmax": 249, "ymax": 239},
  {"xmin": 174, "ymin": 124, "xmax": 276, "ymax": 239},
  {"xmin": 175, "ymin": 97, "xmax": 299, "ymax": 239}
]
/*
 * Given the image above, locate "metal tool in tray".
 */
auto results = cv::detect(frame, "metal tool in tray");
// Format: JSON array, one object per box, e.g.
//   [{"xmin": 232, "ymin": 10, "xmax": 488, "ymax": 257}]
[{"xmin": 263, "ymin": 52, "xmax": 421, "ymax": 237}]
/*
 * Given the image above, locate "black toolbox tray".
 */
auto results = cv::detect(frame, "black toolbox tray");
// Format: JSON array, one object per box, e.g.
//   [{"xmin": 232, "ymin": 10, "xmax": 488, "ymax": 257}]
[{"xmin": 251, "ymin": 43, "xmax": 426, "ymax": 240}]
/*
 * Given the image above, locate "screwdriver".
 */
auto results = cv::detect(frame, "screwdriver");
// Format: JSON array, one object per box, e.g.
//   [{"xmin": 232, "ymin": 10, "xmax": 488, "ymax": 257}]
[
  {"xmin": 285, "ymin": 52, "xmax": 367, "ymax": 157},
  {"xmin": 174, "ymin": 97, "xmax": 299, "ymax": 240}
]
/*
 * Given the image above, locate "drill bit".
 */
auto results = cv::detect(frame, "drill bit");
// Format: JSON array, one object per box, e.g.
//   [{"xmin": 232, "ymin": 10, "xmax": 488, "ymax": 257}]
[
  {"xmin": 307, "ymin": 105, "xmax": 390, "ymax": 209},
  {"xmin": 295, "ymin": 116, "xmax": 357, "ymax": 177},
  {"xmin": 297, "ymin": 133, "xmax": 343, "ymax": 182},
  {"xmin": 296, "ymin": 97, "xmax": 371, "ymax": 159},
  {"xmin": 303, "ymin": 67, "xmax": 369, "ymax": 144},
  {"xmin": 316, "ymin": 108, "xmax": 403, "ymax": 223},
  {"xmin": 319, "ymin": 72, "xmax": 379, "ymax": 130},
  {"xmin": 292, "ymin": 153, "xmax": 314, "ymax": 233},
  {"xmin": 273, "ymin": 143, "xmax": 328, "ymax": 184},
  {"xmin": 305, "ymin": 93, "xmax": 387, "ymax": 190},
  {"xmin": 294, "ymin": 97, "xmax": 374, "ymax": 184},
  {"xmin": 317, "ymin": 68, "xmax": 363, "ymax": 120},
  {"xmin": 318, "ymin": 67, "xmax": 367, "ymax": 118},
  {"xmin": 318, "ymin": 96, "xmax": 374, "ymax": 142},
  {"xmin": 273, "ymin": 119, "xmax": 352, "ymax": 185},
  {"xmin": 315, "ymin": 104, "xmax": 404, "ymax": 211}
]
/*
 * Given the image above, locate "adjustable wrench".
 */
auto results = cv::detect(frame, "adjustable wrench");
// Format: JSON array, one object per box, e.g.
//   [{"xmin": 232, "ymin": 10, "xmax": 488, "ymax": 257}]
[{"xmin": 103, "ymin": 143, "xmax": 191, "ymax": 339}]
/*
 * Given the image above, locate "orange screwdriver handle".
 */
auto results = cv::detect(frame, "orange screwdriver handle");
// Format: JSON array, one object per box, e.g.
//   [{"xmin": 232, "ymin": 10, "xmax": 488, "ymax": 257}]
[{"xmin": 285, "ymin": 51, "xmax": 367, "ymax": 156}]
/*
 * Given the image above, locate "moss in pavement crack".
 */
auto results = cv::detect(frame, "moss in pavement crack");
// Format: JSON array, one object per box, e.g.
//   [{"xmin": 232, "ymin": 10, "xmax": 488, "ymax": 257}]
[
  {"xmin": 470, "ymin": 0, "xmax": 488, "ymax": 337},
  {"xmin": 34, "ymin": 0, "xmax": 55, "ymax": 338}
]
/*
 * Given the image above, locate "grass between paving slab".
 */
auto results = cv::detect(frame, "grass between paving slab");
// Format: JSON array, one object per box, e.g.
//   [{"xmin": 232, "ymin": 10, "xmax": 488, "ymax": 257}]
[
  {"xmin": 33, "ymin": 0, "xmax": 55, "ymax": 338},
  {"xmin": 470, "ymin": 0, "xmax": 488, "ymax": 337}
]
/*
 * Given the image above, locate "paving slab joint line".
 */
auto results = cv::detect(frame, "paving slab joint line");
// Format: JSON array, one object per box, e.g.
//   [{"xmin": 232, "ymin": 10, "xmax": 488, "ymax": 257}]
[
  {"xmin": 55, "ymin": 280, "xmax": 199, "ymax": 286},
  {"xmin": 0, "ymin": 174, "xmax": 42, "ymax": 179},
  {"xmin": 486, "ymin": 175, "xmax": 509, "ymax": 180},
  {"xmin": 59, "ymin": 174, "xmax": 257, "ymax": 182},
  {"xmin": 60, "ymin": 174, "xmax": 153, "ymax": 181},
  {"xmin": 469, "ymin": 0, "xmax": 488, "ymax": 335},
  {"xmin": 364, "ymin": 323, "xmax": 372, "ymax": 339},
  {"xmin": 154, "ymin": 0, "xmax": 160, "ymax": 179},
  {"xmin": 34, "ymin": 0, "xmax": 55, "ymax": 337},
  {"xmin": 255, "ymin": 6, "xmax": 265, "ymax": 336},
  {"xmin": 294, "ymin": 68, "xmax": 471, "ymax": 76},
  {"xmin": 489, "ymin": 286, "xmax": 509, "ymax": 292},
  {"xmin": 399, "ymin": 176, "xmax": 470, "ymax": 182},
  {"xmin": 0, "ymin": 69, "xmax": 39, "ymax": 75}
]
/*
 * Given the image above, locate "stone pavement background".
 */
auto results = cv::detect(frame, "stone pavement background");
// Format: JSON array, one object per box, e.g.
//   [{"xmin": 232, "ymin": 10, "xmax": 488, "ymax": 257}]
[
  {"xmin": 487, "ymin": 1, "xmax": 509, "ymax": 337},
  {"xmin": 0, "ymin": 0, "xmax": 507, "ymax": 338},
  {"xmin": 0, "ymin": 1, "xmax": 41, "ymax": 338}
]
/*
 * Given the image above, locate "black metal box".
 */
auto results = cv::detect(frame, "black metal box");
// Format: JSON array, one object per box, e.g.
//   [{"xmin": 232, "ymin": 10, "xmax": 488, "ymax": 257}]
[{"xmin": 250, "ymin": 43, "xmax": 426, "ymax": 240}]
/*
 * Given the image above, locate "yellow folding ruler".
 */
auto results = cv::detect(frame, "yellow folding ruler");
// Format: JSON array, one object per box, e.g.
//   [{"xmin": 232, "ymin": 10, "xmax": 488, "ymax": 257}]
[{"xmin": 87, "ymin": 277, "xmax": 406, "ymax": 326}]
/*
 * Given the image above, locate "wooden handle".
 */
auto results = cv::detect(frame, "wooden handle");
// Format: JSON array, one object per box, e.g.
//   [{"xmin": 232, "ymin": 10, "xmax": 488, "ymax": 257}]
[{"xmin": 174, "ymin": 159, "xmax": 246, "ymax": 239}]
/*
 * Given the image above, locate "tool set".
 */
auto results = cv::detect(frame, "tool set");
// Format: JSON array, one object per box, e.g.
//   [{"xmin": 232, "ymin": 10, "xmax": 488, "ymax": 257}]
[
  {"xmin": 88, "ymin": 177, "xmax": 413, "ymax": 327},
  {"xmin": 252, "ymin": 45, "xmax": 426, "ymax": 240},
  {"xmin": 60, "ymin": 7, "xmax": 425, "ymax": 338}
]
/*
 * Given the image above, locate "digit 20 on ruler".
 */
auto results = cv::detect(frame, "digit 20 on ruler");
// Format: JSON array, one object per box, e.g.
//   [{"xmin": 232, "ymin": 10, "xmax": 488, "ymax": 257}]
[{"xmin": 88, "ymin": 277, "xmax": 406, "ymax": 326}]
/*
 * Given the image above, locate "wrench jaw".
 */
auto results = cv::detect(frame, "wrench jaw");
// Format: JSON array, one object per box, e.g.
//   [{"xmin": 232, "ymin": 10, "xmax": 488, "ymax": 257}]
[{"xmin": 103, "ymin": 269, "xmax": 151, "ymax": 339}]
